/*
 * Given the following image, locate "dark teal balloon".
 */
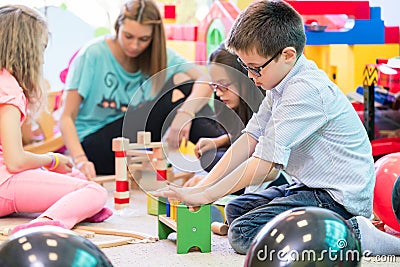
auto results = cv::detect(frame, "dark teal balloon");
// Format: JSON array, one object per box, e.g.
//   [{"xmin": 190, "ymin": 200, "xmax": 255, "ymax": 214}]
[
  {"xmin": 244, "ymin": 207, "xmax": 361, "ymax": 267},
  {"xmin": 0, "ymin": 226, "xmax": 113, "ymax": 267},
  {"xmin": 393, "ymin": 176, "xmax": 400, "ymax": 224}
]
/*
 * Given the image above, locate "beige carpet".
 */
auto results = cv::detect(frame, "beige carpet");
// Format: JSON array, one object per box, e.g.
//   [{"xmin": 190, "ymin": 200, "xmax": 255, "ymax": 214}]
[{"xmin": 0, "ymin": 164, "xmax": 399, "ymax": 266}]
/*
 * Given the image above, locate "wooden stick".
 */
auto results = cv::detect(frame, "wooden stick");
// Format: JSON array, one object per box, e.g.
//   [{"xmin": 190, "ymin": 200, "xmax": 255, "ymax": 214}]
[
  {"xmin": 211, "ymin": 222, "xmax": 229, "ymax": 236},
  {"xmin": 73, "ymin": 226, "xmax": 158, "ymax": 241},
  {"xmin": 93, "ymin": 175, "xmax": 115, "ymax": 185},
  {"xmin": 94, "ymin": 237, "xmax": 134, "ymax": 248},
  {"xmin": 0, "ymin": 226, "xmax": 12, "ymax": 236},
  {"xmin": 127, "ymin": 150, "xmax": 154, "ymax": 156},
  {"xmin": 73, "ymin": 229, "xmax": 96, "ymax": 238}
]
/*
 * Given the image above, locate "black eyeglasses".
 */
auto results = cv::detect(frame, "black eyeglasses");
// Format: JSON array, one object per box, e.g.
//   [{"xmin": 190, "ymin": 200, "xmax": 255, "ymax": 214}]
[
  {"xmin": 237, "ymin": 50, "xmax": 282, "ymax": 77},
  {"xmin": 208, "ymin": 82, "xmax": 232, "ymax": 92}
]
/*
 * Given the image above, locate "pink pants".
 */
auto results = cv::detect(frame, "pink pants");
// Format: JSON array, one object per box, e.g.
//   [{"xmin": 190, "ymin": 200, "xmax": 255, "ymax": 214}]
[{"xmin": 0, "ymin": 168, "xmax": 108, "ymax": 229}]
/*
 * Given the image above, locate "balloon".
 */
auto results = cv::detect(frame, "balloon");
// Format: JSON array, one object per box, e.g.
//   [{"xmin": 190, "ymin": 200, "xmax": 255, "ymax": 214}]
[
  {"xmin": 374, "ymin": 152, "xmax": 400, "ymax": 232},
  {"xmin": 0, "ymin": 226, "xmax": 113, "ymax": 267},
  {"xmin": 244, "ymin": 207, "xmax": 361, "ymax": 267},
  {"xmin": 393, "ymin": 176, "xmax": 400, "ymax": 224}
]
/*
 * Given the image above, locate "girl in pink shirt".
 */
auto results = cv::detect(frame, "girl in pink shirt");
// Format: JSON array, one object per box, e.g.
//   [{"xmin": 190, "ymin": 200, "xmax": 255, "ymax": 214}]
[{"xmin": 0, "ymin": 5, "xmax": 112, "ymax": 234}]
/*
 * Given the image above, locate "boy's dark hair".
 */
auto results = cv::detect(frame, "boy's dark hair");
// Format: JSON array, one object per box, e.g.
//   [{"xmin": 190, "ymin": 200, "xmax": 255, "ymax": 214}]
[{"xmin": 226, "ymin": 0, "xmax": 306, "ymax": 58}]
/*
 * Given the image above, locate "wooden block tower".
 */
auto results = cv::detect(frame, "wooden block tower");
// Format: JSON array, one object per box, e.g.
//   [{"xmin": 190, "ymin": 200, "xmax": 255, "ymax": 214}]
[
  {"xmin": 112, "ymin": 131, "xmax": 196, "ymax": 213},
  {"xmin": 112, "ymin": 137, "xmax": 130, "ymax": 210}
]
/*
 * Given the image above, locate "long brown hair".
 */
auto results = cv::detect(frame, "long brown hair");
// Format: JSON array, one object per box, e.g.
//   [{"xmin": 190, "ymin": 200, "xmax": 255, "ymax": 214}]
[
  {"xmin": 115, "ymin": 0, "xmax": 166, "ymax": 79},
  {"xmin": 0, "ymin": 5, "xmax": 48, "ymax": 115},
  {"xmin": 208, "ymin": 43, "xmax": 265, "ymax": 142}
]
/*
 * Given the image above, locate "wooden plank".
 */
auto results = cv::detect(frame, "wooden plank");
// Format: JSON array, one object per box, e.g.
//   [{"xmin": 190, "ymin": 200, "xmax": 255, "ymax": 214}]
[
  {"xmin": 128, "ymin": 142, "xmax": 163, "ymax": 150},
  {"xmin": 73, "ymin": 229, "xmax": 96, "ymax": 238},
  {"xmin": 126, "ymin": 150, "xmax": 154, "ymax": 156},
  {"xmin": 129, "ymin": 156, "xmax": 150, "ymax": 163},
  {"xmin": 93, "ymin": 175, "xmax": 115, "ymax": 184},
  {"xmin": 94, "ymin": 237, "xmax": 134, "ymax": 248},
  {"xmin": 158, "ymin": 215, "xmax": 177, "ymax": 231},
  {"xmin": 73, "ymin": 226, "xmax": 158, "ymax": 241}
]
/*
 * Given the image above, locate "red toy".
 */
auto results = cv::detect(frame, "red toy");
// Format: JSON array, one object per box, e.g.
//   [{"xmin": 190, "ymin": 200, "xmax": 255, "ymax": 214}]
[{"xmin": 374, "ymin": 152, "xmax": 400, "ymax": 232}]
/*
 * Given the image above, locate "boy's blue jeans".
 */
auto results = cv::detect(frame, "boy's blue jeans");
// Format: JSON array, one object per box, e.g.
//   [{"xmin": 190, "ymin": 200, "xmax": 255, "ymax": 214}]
[{"xmin": 225, "ymin": 183, "xmax": 357, "ymax": 254}]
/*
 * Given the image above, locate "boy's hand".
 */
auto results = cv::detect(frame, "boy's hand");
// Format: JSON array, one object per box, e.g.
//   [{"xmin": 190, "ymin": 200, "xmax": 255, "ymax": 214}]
[
  {"xmin": 151, "ymin": 183, "xmax": 212, "ymax": 206},
  {"xmin": 183, "ymin": 175, "xmax": 204, "ymax": 187}
]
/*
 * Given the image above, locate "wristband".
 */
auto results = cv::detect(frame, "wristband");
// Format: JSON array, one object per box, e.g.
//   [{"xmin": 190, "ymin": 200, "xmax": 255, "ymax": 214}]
[
  {"xmin": 177, "ymin": 108, "xmax": 195, "ymax": 118},
  {"xmin": 72, "ymin": 153, "xmax": 86, "ymax": 164},
  {"xmin": 45, "ymin": 153, "xmax": 59, "ymax": 171}
]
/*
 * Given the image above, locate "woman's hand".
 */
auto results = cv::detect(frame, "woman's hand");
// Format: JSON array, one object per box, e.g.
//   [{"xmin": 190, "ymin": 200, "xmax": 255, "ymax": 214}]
[
  {"xmin": 194, "ymin": 138, "xmax": 217, "ymax": 158},
  {"xmin": 165, "ymin": 111, "xmax": 193, "ymax": 150}
]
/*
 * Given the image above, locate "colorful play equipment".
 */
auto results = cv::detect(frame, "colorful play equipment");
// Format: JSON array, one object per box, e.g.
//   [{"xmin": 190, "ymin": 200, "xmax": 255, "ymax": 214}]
[
  {"xmin": 163, "ymin": 1, "xmax": 240, "ymax": 63},
  {"xmin": 163, "ymin": 1, "xmax": 399, "ymax": 95},
  {"xmin": 373, "ymin": 153, "xmax": 400, "ymax": 232},
  {"xmin": 291, "ymin": 0, "xmax": 400, "ymax": 94},
  {"xmin": 358, "ymin": 59, "xmax": 400, "ymax": 158}
]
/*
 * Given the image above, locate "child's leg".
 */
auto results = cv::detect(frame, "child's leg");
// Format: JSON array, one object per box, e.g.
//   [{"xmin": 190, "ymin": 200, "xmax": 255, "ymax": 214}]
[
  {"xmin": 225, "ymin": 183, "xmax": 290, "ymax": 225},
  {"xmin": 9, "ymin": 169, "xmax": 109, "ymax": 228},
  {"xmin": 226, "ymin": 187, "xmax": 352, "ymax": 254},
  {"xmin": 347, "ymin": 216, "xmax": 400, "ymax": 256}
]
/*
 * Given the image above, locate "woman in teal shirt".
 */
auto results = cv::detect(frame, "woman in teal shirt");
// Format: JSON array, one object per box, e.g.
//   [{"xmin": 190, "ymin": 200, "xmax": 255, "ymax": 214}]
[{"xmin": 60, "ymin": 0, "xmax": 218, "ymax": 179}]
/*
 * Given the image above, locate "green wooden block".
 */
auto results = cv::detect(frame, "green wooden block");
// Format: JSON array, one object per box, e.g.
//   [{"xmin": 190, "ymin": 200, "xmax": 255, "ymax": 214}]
[
  {"xmin": 157, "ymin": 197, "xmax": 211, "ymax": 254},
  {"xmin": 176, "ymin": 204, "xmax": 211, "ymax": 254}
]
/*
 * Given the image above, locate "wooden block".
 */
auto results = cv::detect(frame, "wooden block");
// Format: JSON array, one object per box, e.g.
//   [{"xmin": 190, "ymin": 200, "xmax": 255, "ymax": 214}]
[
  {"xmin": 159, "ymin": 215, "xmax": 177, "ymax": 231},
  {"xmin": 112, "ymin": 137, "xmax": 130, "ymax": 152},
  {"xmin": 128, "ymin": 142, "xmax": 163, "ymax": 150},
  {"xmin": 152, "ymin": 147, "xmax": 165, "ymax": 159},
  {"xmin": 114, "ymin": 191, "xmax": 130, "ymax": 199},
  {"xmin": 93, "ymin": 175, "xmax": 115, "ymax": 185},
  {"xmin": 114, "ymin": 203, "xmax": 130, "ymax": 210},
  {"xmin": 128, "ymin": 170, "xmax": 140, "ymax": 190},
  {"xmin": 211, "ymin": 222, "xmax": 229, "ymax": 236},
  {"xmin": 115, "ymin": 157, "xmax": 127, "ymax": 181},
  {"xmin": 147, "ymin": 194, "xmax": 158, "ymax": 215},
  {"xmin": 126, "ymin": 150, "xmax": 154, "ymax": 157},
  {"xmin": 137, "ymin": 131, "xmax": 151, "ymax": 145},
  {"xmin": 129, "ymin": 156, "xmax": 150, "ymax": 163},
  {"xmin": 154, "ymin": 159, "xmax": 167, "ymax": 170},
  {"xmin": 170, "ymin": 200, "xmax": 180, "ymax": 221},
  {"xmin": 166, "ymin": 167, "xmax": 174, "ymax": 181},
  {"xmin": 0, "ymin": 227, "xmax": 12, "ymax": 236}
]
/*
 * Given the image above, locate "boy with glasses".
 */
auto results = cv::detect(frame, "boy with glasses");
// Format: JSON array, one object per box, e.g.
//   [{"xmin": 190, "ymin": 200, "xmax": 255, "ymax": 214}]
[{"xmin": 155, "ymin": 0, "xmax": 400, "ymax": 255}]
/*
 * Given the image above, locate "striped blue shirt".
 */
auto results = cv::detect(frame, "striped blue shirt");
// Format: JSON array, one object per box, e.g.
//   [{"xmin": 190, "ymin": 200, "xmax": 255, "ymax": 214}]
[{"xmin": 244, "ymin": 55, "xmax": 375, "ymax": 217}]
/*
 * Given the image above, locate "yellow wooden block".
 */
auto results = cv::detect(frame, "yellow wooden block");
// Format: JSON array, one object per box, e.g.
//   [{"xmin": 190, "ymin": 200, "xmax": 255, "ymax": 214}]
[
  {"xmin": 147, "ymin": 194, "xmax": 158, "ymax": 216},
  {"xmin": 179, "ymin": 138, "xmax": 196, "ymax": 156}
]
